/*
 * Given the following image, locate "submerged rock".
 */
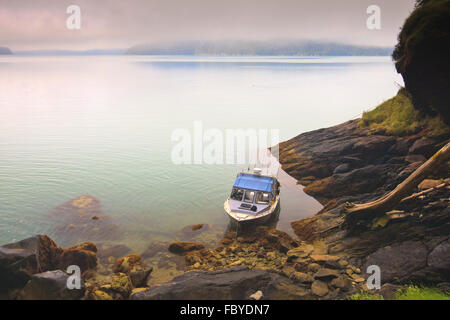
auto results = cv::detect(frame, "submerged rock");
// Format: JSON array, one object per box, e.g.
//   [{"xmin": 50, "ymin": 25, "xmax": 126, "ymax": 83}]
[
  {"xmin": 168, "ymin": 241, "xmax": 205, "ymax": 254},
  {"xmin": 97, "ymin": 244, "xmax": 131, "ymax": 262},
  {"xmin": 50, "ymin": 195, "xmax": 121, "ymax": 245}
]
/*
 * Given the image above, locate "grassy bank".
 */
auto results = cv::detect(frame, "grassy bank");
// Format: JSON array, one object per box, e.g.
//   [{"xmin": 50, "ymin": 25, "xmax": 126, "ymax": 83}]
[
  {"xmin": 350, "ymin": 285, "xmax": 450, "ymax": 300},
  {"xmin": 359, "ymin": 89, "xmax": 449, "ymax": 137}
]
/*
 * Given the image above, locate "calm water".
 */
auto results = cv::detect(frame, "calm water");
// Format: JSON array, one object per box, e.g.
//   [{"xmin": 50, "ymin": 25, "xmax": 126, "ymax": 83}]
[{"xmin": 0, "ymin": 55, "xmax": 403, "ymax": 250}]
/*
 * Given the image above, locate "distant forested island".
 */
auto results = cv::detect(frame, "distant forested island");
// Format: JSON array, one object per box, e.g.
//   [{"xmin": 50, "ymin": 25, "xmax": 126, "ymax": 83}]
[
  {"xmin": 0, "ymin": 47, "xmax": 12, "ymax": 54},
  {"xmin": 126, "ymin": 40, "xmax": 392, "ymax": 56}
]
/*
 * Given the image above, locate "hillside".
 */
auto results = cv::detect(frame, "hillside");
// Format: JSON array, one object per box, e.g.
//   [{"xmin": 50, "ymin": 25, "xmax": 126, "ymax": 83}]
[
  {"xmin": 126, "ymin": 40, "xmax": 392, "ymax": 56},
  {"xmin": 0, "ymin": 47, "xmax": 12, "ymax": 54}
]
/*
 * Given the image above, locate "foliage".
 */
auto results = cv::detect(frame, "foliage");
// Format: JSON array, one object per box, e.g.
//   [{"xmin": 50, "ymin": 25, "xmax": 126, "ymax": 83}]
[
  {"xmin": 396, "ymin": 286, "xmax": 450, "ymax": 300},
  {"xmin": 359, "ymin": 90, "xmax": 449, "ymax": 137},
  {"xmin": 350, "ymin": 285, "xmax": 450, "ymax": 300}
]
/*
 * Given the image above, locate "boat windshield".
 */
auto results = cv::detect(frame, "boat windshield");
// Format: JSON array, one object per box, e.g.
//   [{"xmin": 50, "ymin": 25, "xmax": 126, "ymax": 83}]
[
  {"xmin": 256, "ymin": 192, "xmax": 270, "ymax": 204},
  {"xmin": 230, "ymin": 188, "xmax": 244, "ymax": 201},
  {"xmin": 243, "ymin": 190, "xmax": 255, "ymax": 203}
]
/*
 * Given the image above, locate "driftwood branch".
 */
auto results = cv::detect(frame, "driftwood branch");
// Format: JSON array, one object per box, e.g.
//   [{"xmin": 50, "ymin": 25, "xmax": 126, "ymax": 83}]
[{"xmin": 344, "ymin": 141, "xmax": 450, "ymax": 222}]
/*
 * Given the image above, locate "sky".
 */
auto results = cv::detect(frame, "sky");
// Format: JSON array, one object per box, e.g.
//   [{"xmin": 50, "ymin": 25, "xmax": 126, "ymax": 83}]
[{"xmin": 0, "ymin": 0, "xmax": 416, "ymax": 51}]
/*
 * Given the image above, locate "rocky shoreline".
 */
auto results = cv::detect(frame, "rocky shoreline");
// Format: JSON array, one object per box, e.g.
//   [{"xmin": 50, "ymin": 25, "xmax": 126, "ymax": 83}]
[
  {"xmin": 1, "ymin": 118, "xmax": 449, "ymax": 300},
  {"xmin": 279, "ymin": 117, "xmax": 449, "ymax": 290}
]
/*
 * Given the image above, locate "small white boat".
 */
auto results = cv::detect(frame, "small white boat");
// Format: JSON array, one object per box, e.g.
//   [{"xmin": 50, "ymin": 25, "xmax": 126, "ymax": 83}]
[{"xmin": 224, "ymin": 168, "xmax": 280, "ymax": 226}]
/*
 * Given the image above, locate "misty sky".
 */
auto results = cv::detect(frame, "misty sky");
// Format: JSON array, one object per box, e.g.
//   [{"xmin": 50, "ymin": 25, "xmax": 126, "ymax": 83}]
[{"xmin": 0, "ymin": 0, "xmax": 416, "ymax": 51}]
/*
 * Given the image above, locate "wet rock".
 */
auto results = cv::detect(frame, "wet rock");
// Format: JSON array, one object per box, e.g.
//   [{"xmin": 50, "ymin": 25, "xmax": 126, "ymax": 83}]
[
  {"xmin": 56, "ymin": 242, "xmax": 98, "ymax": 273},
  {"xmin": 286, "ymin": 244, "xmax": 314, "ymax": 261},
  {"xmin": 129, "ymin": 268, "xmax": 153, "ymax": 287},
  {"xmin": 314, "ymin": 268, "xmax": 340, "ymax": 281},
  {"xmin": 111, "ymin": 273, "xmax": 132, "ymax": 298},
  {"xmin": 307, "ymin": 263, "xmax": 321, "ymax": 273},
  {"xmin": 351, "ymin": 274, "xmax": 365, "ymax": 283},
  {"xmin": 0, "ymin": 235, "xmax": 99, "ymax": 295},
  {"xmin": 291, "ymin": 272, "xmax": 314, "ymax": 284},
  {"xmin": 330, "ymin": 277, "xmax": 352, "ymax": 290},
  {"xmin": 311, "ymin": 255, "xmax": 342, "ymax": 269},
  {"xmin": 90, "ymin": 289, "xmax": 113, "ymax": 300},
  {"xmin": 281, "ymin": 266, "xmax": 296, "ymax": 278},
  {"xmin": 131, "ymin": 266, "xmax": 309, "ymax": 300},
  {"xmin": 311, "ymin": 280, "xmax": 329, "ymax": 297},
  {"xmin": 113, "ymin": 254, "xmax": 152, "ymax": 287},
  {"xmin": 17, "ymin": 270, "xmax": 85, "ymax": 300},
  {"xmin": 0, "ymin": 235, "xmax": 60, "ymax": 290},
  {"xmin": 338, "ymin": 260, "xmax": 349, "ymax": 268},
  {"xmin": 113, "ymin": 254, "xmax": 142, "ymax": 273},
  {"xmin": 363, "ymin": 241, "xmax": 427, "ymax": 283},
  {"xmin": 310, "ymin": 254, "xmax": 340, "ymax": 266},
  {"xmin": 265, "ymin": 229, "xmax": 299, "ymax": 253},
  {"xmin": 168, "ymin": 241, "xmax": 205, "ymax": 254}
]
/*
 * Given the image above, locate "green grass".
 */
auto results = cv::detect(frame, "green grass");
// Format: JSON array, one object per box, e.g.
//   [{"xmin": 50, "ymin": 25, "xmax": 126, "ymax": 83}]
[
  {"xmin": 359, "ymin": 90, "xmax": 449, "ymax": 137},
  {"xmin": 396, "ymin": 285, "xmax": 450, "ymax": 300},
  {"xmin": 350, "ymin": 291, "xmax": 385, "ymax": 300},
  {"xmin": 350, "ymin": 285, "xmax": 450, "ymax": 300}
]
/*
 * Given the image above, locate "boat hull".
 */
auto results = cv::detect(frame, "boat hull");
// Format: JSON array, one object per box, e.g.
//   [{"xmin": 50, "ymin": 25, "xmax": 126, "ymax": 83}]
[{"xmin": 224, "ymin": 198, "xmax": 280, "ymax": 227}]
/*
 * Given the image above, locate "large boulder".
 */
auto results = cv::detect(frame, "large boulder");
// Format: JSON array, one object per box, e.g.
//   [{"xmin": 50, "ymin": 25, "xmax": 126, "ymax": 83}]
[
  {"xmin": 131, "ymin": 266, "xmax": 312, "ymax": 300},
  {"xmin": 0, "ymin": 235, "xmax": 60, "ymax": 289},
  {"xmin": 428, "ymin": 239, "xmax": 450, "ymax": 271},
  {"xmin": 0, "ymin": 235, "xmax": 98, "ymax": 293},
  {"xmin": 17, "ymin": 270, "xmax": 85, "ymax": 300},
  {"xmin": 362, "ymin": 241, "xmax": 428, "ymax": 283},
  {"xmin": 55, "ymin": 242, "xmax": 98, "ymax": 273}
]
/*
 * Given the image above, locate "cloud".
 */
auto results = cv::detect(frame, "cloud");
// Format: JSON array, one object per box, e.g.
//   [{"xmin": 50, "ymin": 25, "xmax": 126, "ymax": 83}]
[{"xmin": 0, "ymin": 0, "xmax": 416, "ymax": 50}]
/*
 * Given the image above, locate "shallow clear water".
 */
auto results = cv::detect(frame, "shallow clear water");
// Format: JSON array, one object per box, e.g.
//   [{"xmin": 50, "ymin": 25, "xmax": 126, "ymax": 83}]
[{"xmin": 0, "ymin": 55, "xmax": 403, "ymax": 250}]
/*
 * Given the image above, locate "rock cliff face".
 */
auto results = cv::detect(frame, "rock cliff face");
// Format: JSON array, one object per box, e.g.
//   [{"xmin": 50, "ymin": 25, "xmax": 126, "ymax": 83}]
[
  {"xmin": 393, "ymin": 0, "xmax": 450, "ymax": 124},
  {"xmin": 278, "ymin": 118, "xmax": 449, "ymax": 287},
  {"xmin": 279, "ymin": 119, "xmax": 447, "ymax": 205}
]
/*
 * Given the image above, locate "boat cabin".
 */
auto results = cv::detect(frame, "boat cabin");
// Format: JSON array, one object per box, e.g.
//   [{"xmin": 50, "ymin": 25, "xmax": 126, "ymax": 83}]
[{"xmin": 229, "ymin": 173, "xmax": 279, "ymax": 214}]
